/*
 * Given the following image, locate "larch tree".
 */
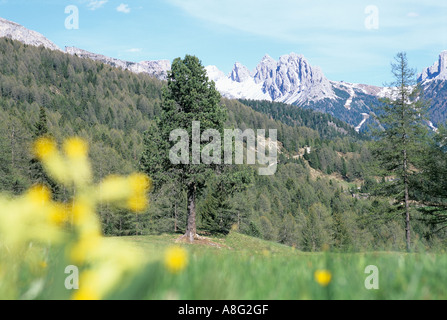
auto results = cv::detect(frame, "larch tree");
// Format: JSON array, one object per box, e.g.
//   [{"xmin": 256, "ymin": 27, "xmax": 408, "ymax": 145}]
[{"xmin": 372, "ymin": 52, "xmax": 429, "ymax": 252}]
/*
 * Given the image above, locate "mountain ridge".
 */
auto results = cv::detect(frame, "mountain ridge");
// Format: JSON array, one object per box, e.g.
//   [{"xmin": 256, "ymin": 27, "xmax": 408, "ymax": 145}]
[
  {"xmin": 65, "ymin": 46, "xmax": 171, "ymax": 80},
  {"xmin": 0, "ymin": 17, "xmax": 61, "ymax": 51},
  {"xmin": 2, "ymin": 16, "xmax": 447, "ymax": 127}
]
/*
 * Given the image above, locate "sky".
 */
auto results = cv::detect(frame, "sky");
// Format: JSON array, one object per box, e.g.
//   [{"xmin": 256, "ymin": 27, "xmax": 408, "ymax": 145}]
[{"xmin": 0, "ymin": 0, "xmax": 446, "ymax": 86}]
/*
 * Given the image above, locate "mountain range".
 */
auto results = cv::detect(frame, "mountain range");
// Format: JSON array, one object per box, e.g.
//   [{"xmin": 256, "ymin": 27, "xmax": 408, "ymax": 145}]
[{"xmin": 1, "ymin": 17, "xmax": 447, "ymax": 130}]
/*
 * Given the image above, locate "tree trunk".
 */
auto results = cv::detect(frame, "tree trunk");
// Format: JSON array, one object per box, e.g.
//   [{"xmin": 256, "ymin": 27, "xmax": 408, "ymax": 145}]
[
  {"xmin": 403, "ymin": 149, "xmax": 411, "ymax": 252},
  {"xmin": 10, "ymin": 125, "xmax": 15, "ymax": 169},
  {"xmin": 174, "ymin": 202, "xmax": 178, "ymax": 233},
  {"xmin": 184, "ymin": 182, "xmax": 197, "ymax": 242},
  {"xmin": 237, "ymin": 212, "xmax": 240, "ymax": 231}
]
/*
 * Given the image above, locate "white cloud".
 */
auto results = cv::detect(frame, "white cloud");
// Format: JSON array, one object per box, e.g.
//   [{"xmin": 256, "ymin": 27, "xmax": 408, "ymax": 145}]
[
  {"xmin": 117, "ymin": 3, "xmax": 131, "ymax": 14},
  {"xmin": 166, "ymin": 1, "xmax": 447, "ymax": 55},
  {"xmin": 126, "ymin": 48, "xmax": 142, "ymax": 53},
  {"xmin": 86, "ymin": 0, "xmax": 108, "ymax": 11},
  {"xmin": 167, "ymin": 0, "xmax": 447, "ymax": 40}
]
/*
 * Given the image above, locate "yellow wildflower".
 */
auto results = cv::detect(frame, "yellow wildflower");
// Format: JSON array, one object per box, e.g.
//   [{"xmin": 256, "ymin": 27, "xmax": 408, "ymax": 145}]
[
  {"xmin": 128, "ymin": 173, "xmax": 151, "ymax": 195},
  {"xmin": 48, "ymin": 203, "xmax": 68, "ymax": 225},
  {"xmin": 27, "ymin": 185, "xmax": 51, "ymax": 206},
  {"xmin": 127, "ymin": 173, "xmax": 151, "ymax": 212},
  {"xmin": 33, "ymin": 137, "xmax": 56, "ymax": 160},
  {"xmin": 97, "ymin": 176, "xmax": 129, "ymax": 202},
  {"xmin": 314, "ymin": 270, "xmax": 332, "ymax": 287},
  {"xmin": 63, "ymin": 137, "xmax": 92, "ymax": 186},
  {"xmin": 72, "ymin": 287, "xmax": 100, "ymax": 301},
  {"xmin": 164, "ymin": 246, "xmax": 188, "ymax": 274},
  {"xmin": 69, "ymin": 235, "xmax": 102, "ymax": 264},
  {"xmin": 1, "ymin": 136, "xmax": 151, "ymax": 300},
  {"xmin": 72, "ymin": 200, "xmax": 93, "ymax": 226},
  {"xmin": 64, "ymin": 137, "xmax": 88, "ymax": 159},
  {"xmin": 127, "ymin": 194, "xmax": 147, "ymax": 213}
]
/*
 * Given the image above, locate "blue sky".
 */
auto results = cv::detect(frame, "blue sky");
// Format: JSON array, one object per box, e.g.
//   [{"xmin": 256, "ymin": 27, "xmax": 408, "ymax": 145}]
[{"xmin": 0, "ymin": 0, "xmax": 446, "ymax": 86}]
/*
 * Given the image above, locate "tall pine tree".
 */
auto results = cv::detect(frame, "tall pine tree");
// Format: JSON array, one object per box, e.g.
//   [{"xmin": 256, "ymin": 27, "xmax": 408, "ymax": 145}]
[
  {"xmin": 140, "ymin": 55, "xmax": 228, "ymax": 242},
  {"xmin": 372, "ymin": 52, "xmax": 429, "ymax": 252}
]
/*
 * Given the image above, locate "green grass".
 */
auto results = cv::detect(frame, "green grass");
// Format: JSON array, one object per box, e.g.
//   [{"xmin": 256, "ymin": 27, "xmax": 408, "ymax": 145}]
[{"xmin": 106, "ymin": 233, "xmax": 447, "ymax": 300}]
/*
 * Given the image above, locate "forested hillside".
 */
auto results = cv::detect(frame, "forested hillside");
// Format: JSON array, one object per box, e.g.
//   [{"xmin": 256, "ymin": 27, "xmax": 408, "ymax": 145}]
[
  {"xmin": 0, "ymin": 38, "xmax": 445, "ymax": 251},
  {"xmin": 238, "ymin": 99, "xmax": 364, "ymax": 139}
]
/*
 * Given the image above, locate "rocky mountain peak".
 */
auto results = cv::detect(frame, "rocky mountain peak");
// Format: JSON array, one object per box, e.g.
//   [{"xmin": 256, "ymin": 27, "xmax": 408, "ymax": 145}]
[
  {"xmin": 207, "ymin": 53, "xmax": 336, "ymax": 105},
  {"xmin": 138, "ymin": 60, "xmax": 171, "ymax": 79},
  {"xmin": 259, "ymin": 53, "xmax": 335, "ymax": 103},
  {"xmin": 65, "ymin": 47, "xmax": 170, "ymax": 80},
  {"xmin": 230, "ymin": 62, "xmax": 252, "ymax": 83},
  {"xmin": 418, "ymin": 50, "xmax": 447, "ymax": 82},
  {"xmin": 254, "ymin": 54, "xmax": 277, "ymax": 84},
  {"xmin": 0, "ymin": 17, "xmax": 61, "ymax": 51}
]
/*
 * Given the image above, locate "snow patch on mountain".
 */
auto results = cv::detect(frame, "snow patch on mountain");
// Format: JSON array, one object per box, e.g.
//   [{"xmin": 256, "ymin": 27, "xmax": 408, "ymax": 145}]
[
  {"xmin": 428, "ymin": 121, "xmax": 438, "ymax": 132},
  {"xmin": 206, "ymin": 65, "xmax": 271, "ymax": 101},
  {"xmin": 355, "ymin": 113, "xmax": 370, "ymax": 133}
]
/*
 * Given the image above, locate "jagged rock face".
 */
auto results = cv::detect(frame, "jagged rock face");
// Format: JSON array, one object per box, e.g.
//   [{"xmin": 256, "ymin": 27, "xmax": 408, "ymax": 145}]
[
  {"xmin": 65, "ymin": 47, "xmax": 171, "ymax": 80},
  {"xmin": 0, "ymin": 17, "xmax": 61, "ymax": 51},
  {"xmin": 208, "ymin": 53, "xmax": 336, "ymax": 105},
  {"xmin": 259, "ymin": 53, "xmax": 335, "ymax": 104},
  {"xmin": 254, "ymin": 54, "xmax": 277, "ymax": 84},
  {"xmin": 230, "ymin": 62, "xmax": 252, "ymax": 83},
  {"xmin": 419, "ymin": 51, "xmax": 447, "ymax": 82},
  {"xmin": 138, "ymin": 60, "xmax": 172, "ymax": 80}
]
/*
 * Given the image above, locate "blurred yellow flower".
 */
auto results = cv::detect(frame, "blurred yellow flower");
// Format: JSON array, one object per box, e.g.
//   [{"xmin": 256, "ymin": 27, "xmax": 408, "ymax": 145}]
[
  {"xmin": 64, "ymin": 137, "xmax": 88, "ymax": 159},
  {"xmin": 69, "ymin": 235, "xmax": 102, "ymax": 264},
  {"xmin": 48, "ymin": 203, "xmax": 68, "ymax": 225},
  {"xmin": 27, "ymin": 185, "xmax": 51, "ymax": 205},
  {"xmin": 164, "ymin": 246, "xmax": 188, "ymax": 274},
  {"xmin": 129, "ymin": 173, "xmax": 151, "ymax": 195},
  {"xmin": 1, "ymin": 136, "xmax": 150, "ymax": 300},
  {"xmin": 72, "ymin": 200, "xmax": 93, "ymax": 226},
  {"xmin": 127, "ymin": 194, "xmax": 147, "ymax": 213},
  {"xmin": 314, "ymin": 270, "xmax": 332, "ymax": 287},
  {"xmin": 262, "ymin": 249, "xmax": 271, "ymax": 257},
  {"xmin": 33, "ymin": 137, "xmax": 56, "ymax": 160},
  {"xmin": 72, "ymin": 288, "xmax": 100, "ymax": 301},
  {"xmin": 98, "ymin": 176, "xmax": 128, "ymax": 202}
]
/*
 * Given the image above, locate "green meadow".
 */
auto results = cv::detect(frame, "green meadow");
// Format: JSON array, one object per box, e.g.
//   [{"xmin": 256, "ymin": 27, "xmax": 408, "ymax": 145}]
[{"xmin": 106, "ymin": 233, "xmax": 447, "ymax": 300}]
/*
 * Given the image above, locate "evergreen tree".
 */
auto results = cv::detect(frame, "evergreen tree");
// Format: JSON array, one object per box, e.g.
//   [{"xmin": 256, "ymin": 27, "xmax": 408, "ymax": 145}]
[
  {"xmin": 29, "ymin": 106, "xmax": 59, "ymax": 195},
  {"xmin": 302, "ymin": 203, "xmax": 334, "ymax": 251},
  {"xmin": 200, "ymin": 168, "xmax": 252, "ymax": 234},
  {"xmin": 371, "ymin": 52, "xmax": 429, "ymax": 252},
  {"xmin": 418, "ymin": 125, "xmax": 447, "ymax": 230},
  {"xmin": 140, "ymin": 55, "xmax": 228, "ymax": 242}
]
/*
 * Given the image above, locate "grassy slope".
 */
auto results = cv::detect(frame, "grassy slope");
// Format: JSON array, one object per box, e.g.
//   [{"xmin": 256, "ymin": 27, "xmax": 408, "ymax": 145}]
[{"xmin": 107, "ymin": 233, "xmax": 447, "ymax": 300}]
